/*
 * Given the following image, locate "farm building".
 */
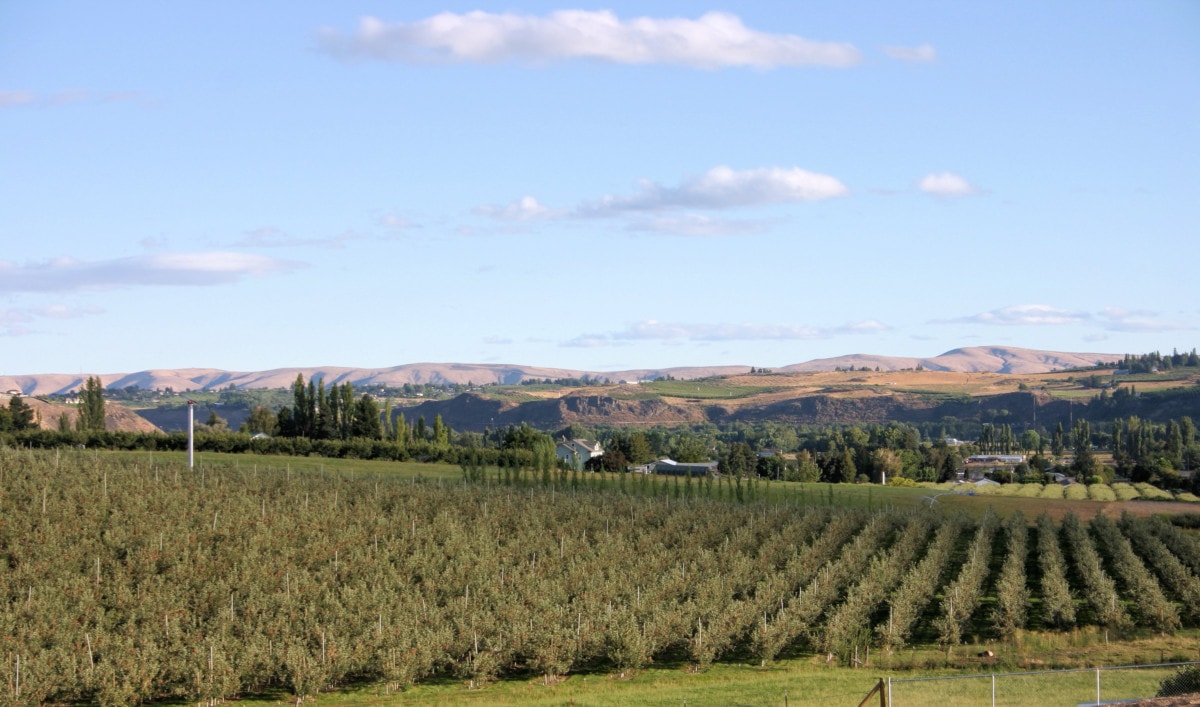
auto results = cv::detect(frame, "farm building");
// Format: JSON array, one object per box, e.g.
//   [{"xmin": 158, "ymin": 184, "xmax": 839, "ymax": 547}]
[
  {"xmin": 652, "ymin": 459, "xmax": 720, "ymax": 477},
  {"xmin": 966, "ymin": 454, "xmax": 1025, "ymax": 464},
  {"xmin": 555, "ymin": 439, "xmax": 603, "ymax": 471}
]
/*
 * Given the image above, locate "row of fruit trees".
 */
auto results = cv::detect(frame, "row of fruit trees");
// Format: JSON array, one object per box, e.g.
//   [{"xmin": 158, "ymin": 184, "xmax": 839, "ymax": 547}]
[{"xmin": 1, "ymin": 448, "xmax": 1200, "ymax": 704}]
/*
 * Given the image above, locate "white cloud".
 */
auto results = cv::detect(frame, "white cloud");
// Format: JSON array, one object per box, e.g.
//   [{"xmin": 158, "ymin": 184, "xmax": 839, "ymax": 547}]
[
  {"xmin": 580, "ymin": 166, "xmax": 849, "ymax": 216},
  {"xmin": 318, "ymin": 11, "xmax": 862, "ymax": 69},
  {"xmin": 483, "ymin": 335, "xmax": 513, "ymax": 345},
  {"xmin": 919, "ymin": 172, "xmax": 975, "ymax": 196},
  {"xmin": 937, "ymin": 304, "xmax": 1090, "ymax": 326},
  {"xmin": 883, "ymin": 43, "xmax": 937, "ymax": 63},
  {"xmin": 0, "ymin": 252, "xmax": 302, "ymax": 294},
  {"xmin": 563, "ymin": 318, "xmax": 886, "ymax": 346},
  {"xmin": 474, "ymin": 195, "xmax": 557, "ymax": 221},
  {"xmin": 627, "ymin": 214, "xmax": 770, "ymax": 237}
]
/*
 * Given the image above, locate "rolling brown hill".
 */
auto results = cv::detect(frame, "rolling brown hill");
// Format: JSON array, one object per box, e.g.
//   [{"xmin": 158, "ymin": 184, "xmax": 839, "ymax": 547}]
[
  {"xmin": 782, "ymin": 346, "xmax": 1122, "ymax": 374},
  {"xmin": 0, "ymin": 346, "xmax": 1123, "ymax": 396},
  {"xmin": 0, "ymin": 394, "xmax": 160, "ymax": 433}
]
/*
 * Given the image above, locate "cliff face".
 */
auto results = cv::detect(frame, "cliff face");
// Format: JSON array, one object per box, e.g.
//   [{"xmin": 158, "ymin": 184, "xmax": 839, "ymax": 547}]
[
  {"xmin": 391, "ymin": 388, "xmax": 1200, "ymax": 432},
  {"xmin": 394, "ymin": 393, "xmax": 704, "ymax": 431}
]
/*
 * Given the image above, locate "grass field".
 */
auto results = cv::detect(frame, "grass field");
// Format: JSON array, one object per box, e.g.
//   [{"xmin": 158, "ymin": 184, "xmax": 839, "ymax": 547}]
[
  {"xmin": 640, "ymin": 379, "xmax": 781, "ymax": 399},
  {"xmin": 227, "ymin": 630, "xmax": 1200, "ymax": 706},
  {"xmin": 101, "ymin": 450, "xmax": 1200, "ymax": 524}
]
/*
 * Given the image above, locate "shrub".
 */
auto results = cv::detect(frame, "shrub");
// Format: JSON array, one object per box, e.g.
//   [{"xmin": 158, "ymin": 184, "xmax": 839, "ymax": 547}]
[
  {"xmin": 1157, "ymin": 664, "xmax": 1200, "ymax": 697},
  {"xmin": 1065, "ymin": 484, "xmax": 1090, "ymax": 500}
]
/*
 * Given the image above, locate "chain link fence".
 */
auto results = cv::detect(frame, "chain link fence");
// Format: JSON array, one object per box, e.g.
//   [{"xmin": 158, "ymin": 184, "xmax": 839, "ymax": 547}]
[{"xmin": 868, "ymin": 662, "xmax": 1200, "ymax": 706}]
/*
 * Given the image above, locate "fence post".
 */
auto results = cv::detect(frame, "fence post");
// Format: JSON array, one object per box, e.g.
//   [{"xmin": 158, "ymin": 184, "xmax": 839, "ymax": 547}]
[
  {"xmin": 887, "ymin": 676, "xmax": 892, "ymax": 707},
  {"xmin": 991, "ymin": 674, "xmax": 995, "ymax": 707},
  {"xmin": 1095, "ymin": 667, "xmax": 1101, "ymax": 706},
  {"xmin": 857, "ymin": 678, "xmax": 886, "ymax": 707}
]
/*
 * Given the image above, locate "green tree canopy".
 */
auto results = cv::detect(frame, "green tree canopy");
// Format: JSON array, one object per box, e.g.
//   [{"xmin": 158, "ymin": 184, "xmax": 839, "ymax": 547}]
[{"xmin": 77, "ymin": 376, "xmax": 106, "ymax": 432}]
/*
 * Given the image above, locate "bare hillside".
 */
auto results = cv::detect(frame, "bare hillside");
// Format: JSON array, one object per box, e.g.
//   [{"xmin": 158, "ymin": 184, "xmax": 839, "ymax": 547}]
[
  {"xmin": 0, "ymin": 394, "xmax": 160, "ymax": 433},
  {"xmin": 782, "ymin": 346, "xmax": 1122, "ymax": 374},
  {"xmin": 0, "ymin": 346, "xmax": 1123, "ymax": 395}
]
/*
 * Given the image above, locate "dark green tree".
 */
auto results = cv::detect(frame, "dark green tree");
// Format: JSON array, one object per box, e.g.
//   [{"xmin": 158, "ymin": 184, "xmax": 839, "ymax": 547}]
[
  {"xmin": 245, "ymin": 406, "xmax": 277, "ymax": 435},
  {"xmin": 432, "ymin": 414, "xmax": 449, "ymax": 447},
  {"xmin": 351, "ymin": 394, "xmax": 383, "ymax": 439},
  {"xmin": 1051, "ymin": 422, "xmax": 1066, "ymax": 457},
  {"xmin": 8, "ymin": 395, "xmax": 35, "ymax": 430},
  {"xmin": 77, "ymin": 376, "xmax": 106, "ymax": 432}
]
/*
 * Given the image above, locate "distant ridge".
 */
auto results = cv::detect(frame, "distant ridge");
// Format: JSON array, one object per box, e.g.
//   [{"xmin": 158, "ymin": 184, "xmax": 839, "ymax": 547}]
[
  {"xmin": 0, "ymin": 346, "xmax": 1124, "ymax": 396},
  {"xmin": 782, "ymin": 346, "xmax": 1123, "ymax": 375}
]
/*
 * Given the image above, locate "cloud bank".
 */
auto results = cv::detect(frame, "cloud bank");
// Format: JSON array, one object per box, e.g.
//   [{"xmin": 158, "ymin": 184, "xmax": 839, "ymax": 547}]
[
  {"xmin": 0, "ymin": 252, "xmax": 301, "ymax": 294},
  {"xmin": 318, "ymin": 11, "xmax": 862, "ymax": 69}
]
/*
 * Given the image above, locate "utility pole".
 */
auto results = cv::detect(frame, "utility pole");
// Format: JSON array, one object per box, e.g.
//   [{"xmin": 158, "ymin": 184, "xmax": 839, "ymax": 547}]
[{"xmin": 187, "ymin": 400, "xmax": 196, "ymax": 469}]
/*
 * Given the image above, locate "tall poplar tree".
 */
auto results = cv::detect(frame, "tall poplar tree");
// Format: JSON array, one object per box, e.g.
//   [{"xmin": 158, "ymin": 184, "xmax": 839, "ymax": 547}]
[{"xmin": 77, "ymin": 376, "xmax": 106, "ymax": 432}]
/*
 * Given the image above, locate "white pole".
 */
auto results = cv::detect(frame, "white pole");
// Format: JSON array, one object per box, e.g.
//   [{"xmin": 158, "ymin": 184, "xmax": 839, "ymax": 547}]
[{"xmin": 187, "ymin": 400, "xmax": 195, "ymax": 469}]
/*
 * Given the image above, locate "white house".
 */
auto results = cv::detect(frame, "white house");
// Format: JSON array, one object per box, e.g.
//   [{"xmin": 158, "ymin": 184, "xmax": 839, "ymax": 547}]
[{"xmin": 556, "ymin": 439, "xmax": 604, "ymax": 470}]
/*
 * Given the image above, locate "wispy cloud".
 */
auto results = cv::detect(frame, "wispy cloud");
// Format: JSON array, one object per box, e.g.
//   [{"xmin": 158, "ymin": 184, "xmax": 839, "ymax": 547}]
[
  {"xmin": 1099, "ymin": 307, "xmax": 1191, "ymax": 333},
  {"xmin": 235, "ymin": 227, "xmax": 361, "ymax": 249},
  {"xmin": 562, "ymin": 319, "xmax": 887, "ymax": 347},
  {"xmin": 883, "ymin": 43, "xmax": 937, "ymax": 63},
  {"xmin": 933, "ymin": 304, "xmax": 1193, "ymax": 333},
  {"xmin": 626, "ymin": 214, "xmax": 771, "ymax": 237},
  {"xmin": 918, "ymin": 172, "xmax": 975, "ymax": 196},
  {"xmin": 474, "ymin": 196, "xmax": 558, "ymax": 221},
  {"xmin": 0, "ymin": 252, "xmax": 302, "ymax": 294},
  {"xmin": 934, "ymin": 304, "xmax": 1090, "ymax": 327},
  {"xmin": 380, "ymin": 214, "xmax": 415, "ymax": 229},
  {"xmin": 0, "ymin": 90, "xmax": 146, "ymax": 109},
  {"xmin": 318, "ymin": 11, "xmax": 862, "ymax": 69},
  {"xmin": 579, "ymin": 166, "xmax": 849, "ymax": 216},
  {"xmin": 0, "ymin": 304, "xmax": 105, "ymax": 337}
]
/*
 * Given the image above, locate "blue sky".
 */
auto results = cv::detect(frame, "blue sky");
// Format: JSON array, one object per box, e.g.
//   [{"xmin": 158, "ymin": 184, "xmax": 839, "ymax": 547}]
[{"xmin": 2, "ymin": 2, "xmax": 1197, "ymax": 375}]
